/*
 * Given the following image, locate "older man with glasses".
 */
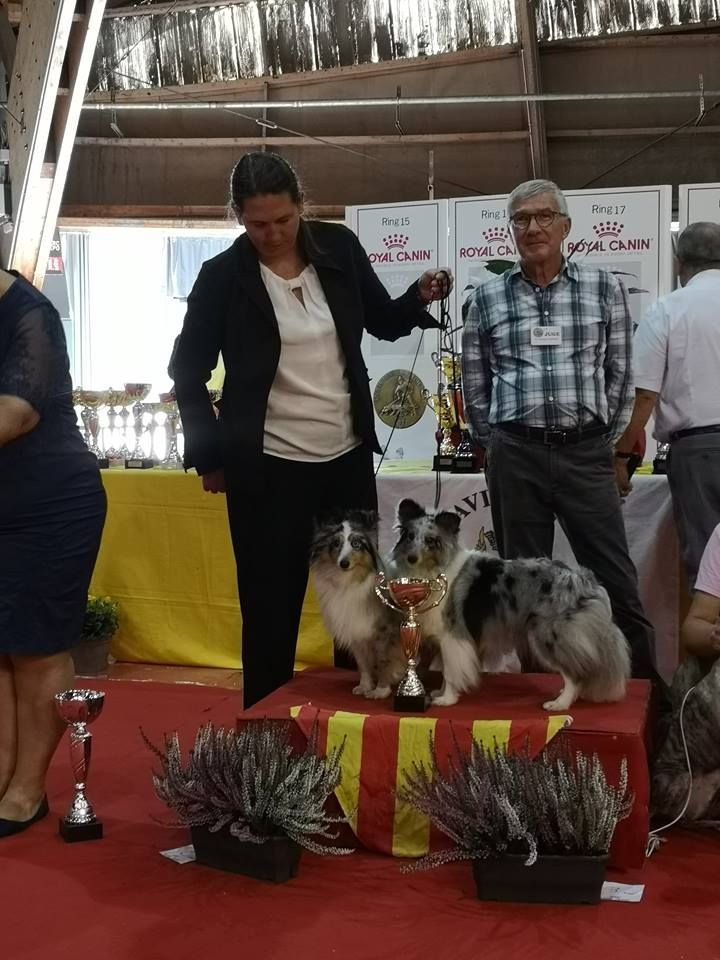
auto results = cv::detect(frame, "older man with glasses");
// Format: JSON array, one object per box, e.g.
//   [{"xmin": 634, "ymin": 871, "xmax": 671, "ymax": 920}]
[{"xmin": 461, "ymin": 178, "xmax": 656, "ymax": 682}]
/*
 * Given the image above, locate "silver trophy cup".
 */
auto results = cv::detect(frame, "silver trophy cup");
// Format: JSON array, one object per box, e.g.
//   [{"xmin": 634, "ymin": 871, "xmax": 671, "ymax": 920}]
[
  {"xmin": 375, "ymin": 574, "xmax": 448, "ymax": 712},
  {"xmin": 54, "ymin": 689, "xmax": 105, "ymax": 842}
]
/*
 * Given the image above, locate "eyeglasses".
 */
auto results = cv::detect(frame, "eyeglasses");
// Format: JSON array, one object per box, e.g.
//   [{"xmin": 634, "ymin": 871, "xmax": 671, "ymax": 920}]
[{"xmin": 510, "ymin": 210, "xmax": 566, "ymax": 231}]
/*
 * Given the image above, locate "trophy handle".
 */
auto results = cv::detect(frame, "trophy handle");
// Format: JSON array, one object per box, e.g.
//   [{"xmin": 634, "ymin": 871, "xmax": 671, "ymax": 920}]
[
  {"xmin": 374, "ymin": 573, "xmax": 395, "ymax": 608},
  {"xmin": 415, "ymin": 574, "xmax": 448, "ymax": 613}
]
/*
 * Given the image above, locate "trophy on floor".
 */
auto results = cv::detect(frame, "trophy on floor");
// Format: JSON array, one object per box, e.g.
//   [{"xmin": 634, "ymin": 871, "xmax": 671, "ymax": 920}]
[
  {"xmin": 375, "ymin": 574, "xmax": 448, "ymax": 712},
  {"xmin": 54, "ymin": 689, "xmax": 105, "ymax": 842},
  {"xmin": 124, "ymin": 383, "xmax": 153, "ymax": 469},
  {"xmin": 78, "ymin": 390, "xmax": 110, "ymax": 469}
]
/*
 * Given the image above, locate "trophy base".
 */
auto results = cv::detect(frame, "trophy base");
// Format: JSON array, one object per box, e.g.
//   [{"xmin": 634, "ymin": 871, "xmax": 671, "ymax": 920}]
[
  {"xmin": 433, "ymin": 454, "xmax": 455, "ymax": 472},
  {"xmin": 451, "ymin": 456, "xmax": 479, "ymax": 473},
  {"xmin": 97, "ymin": 458, "xmax": 110, "ymax": 470},
  {"xmin": 125, "ymin": 458, "xmax": 155, "ymax": 470},
  {"xmin": 393, "ymin": 692, "xmax": 428, "ymax": 713},
  {"xmin": 59, "ymin": 818, "xmax": 104, "ymax": 843}
]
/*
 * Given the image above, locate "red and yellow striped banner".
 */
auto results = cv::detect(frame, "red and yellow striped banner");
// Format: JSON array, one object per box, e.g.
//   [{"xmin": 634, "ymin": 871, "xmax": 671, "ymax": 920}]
[{"xmin": 291, "ymin": 705, "xmax": 571, "ymax": 859}]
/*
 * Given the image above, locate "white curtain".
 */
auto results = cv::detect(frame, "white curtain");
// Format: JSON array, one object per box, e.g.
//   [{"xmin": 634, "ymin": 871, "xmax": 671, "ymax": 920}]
[
  {"xmin": 61, "ymin": 230, "xmax": 91, "ymax": 386},
  {"xmin": 165, "ymin": 235, "xmax": 235, "ymax": 300}
]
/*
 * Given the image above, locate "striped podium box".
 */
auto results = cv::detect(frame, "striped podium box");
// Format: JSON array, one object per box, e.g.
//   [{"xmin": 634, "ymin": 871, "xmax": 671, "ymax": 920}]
[{"xmin": 240, "ymin": 668, "xmax": 651, "ymax": 869}]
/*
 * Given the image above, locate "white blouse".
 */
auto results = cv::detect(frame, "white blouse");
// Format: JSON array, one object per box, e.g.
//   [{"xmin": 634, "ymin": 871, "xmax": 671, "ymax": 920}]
[{"xmin": 259, "ymin": 262, "xmax": 360, "ymax": 461}]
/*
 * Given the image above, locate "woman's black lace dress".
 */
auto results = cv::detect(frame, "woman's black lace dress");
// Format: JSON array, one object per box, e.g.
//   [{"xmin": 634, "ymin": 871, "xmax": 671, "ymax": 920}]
[{"xmin": 0, "ymin": 275, "xmax": 106, "ymax": 655}]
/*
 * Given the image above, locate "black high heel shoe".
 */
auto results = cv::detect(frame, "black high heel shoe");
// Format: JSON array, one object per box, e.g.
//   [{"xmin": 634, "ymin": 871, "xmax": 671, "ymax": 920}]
[{"xmin": 0, "ymin": 796, "xmax": 49, "ymax": 838}]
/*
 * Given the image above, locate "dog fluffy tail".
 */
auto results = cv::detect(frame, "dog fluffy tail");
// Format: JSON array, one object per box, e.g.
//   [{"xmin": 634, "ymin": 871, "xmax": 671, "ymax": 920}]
[{"xmin": 530, "ymin": 594, "xmax": 631, "ymax": 703}]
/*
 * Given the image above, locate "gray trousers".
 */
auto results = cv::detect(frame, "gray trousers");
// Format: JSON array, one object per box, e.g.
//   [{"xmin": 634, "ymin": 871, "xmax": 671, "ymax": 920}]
[
  {"xmin": 667, "ymin": 432, "xmax": 720, "ymax": 589},
  {"xmin": 484, "ymin": 428, "xmax": 656, "ymax": 679}
]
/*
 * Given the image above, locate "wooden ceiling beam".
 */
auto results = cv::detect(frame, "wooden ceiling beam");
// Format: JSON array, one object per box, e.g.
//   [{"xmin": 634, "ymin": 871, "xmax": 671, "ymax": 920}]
[
  {"xmin": 59, "ymin": 203, "xmax": 343, "ymax": 220},
  {"xmin": 2, "ymin": 0, "xmax": 77, "ymax": 280},
  {"xmin": 71, "ymin": 125, "xmax": 720, "ymax": 151},
  {"xmin": 6, "ymin": 3, "xmax": 84, "ymax": 24},
  {"xmin": 515, "ymin": 0, "xmax": 548, "ymax": 179},
  {"xmin": 73, "ymin": 132, "xmax": 529, "ymax": 148},
  {"xmin": 35, "ymin": 0, "xmax": 108, "ymax": 287},
  {"xmin": 2, "ymin": 0, "xmax": 107, "ymax": 285},
  {"xmin": 0, "ymin": 2, "xmax": 17, "ymax": 75}
]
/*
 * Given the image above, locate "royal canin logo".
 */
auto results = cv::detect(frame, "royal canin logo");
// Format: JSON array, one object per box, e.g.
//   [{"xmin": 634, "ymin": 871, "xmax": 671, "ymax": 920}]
[
  {"xmin": 482, "ymin": 227, "xmax": 509, "ymax": 243},
  {"xmin": 593, "ymin": 221, "xmax": 624, "ymax": 239},
  {"xmin": 383, "ymin": 234, "xmax": 409, "ymax": 249}
]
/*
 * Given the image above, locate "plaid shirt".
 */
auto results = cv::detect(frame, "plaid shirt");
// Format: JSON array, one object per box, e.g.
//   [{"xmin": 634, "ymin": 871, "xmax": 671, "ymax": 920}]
[{"xmin": 461, "ymin": 259, "xmax": 634, "ymax": 446}]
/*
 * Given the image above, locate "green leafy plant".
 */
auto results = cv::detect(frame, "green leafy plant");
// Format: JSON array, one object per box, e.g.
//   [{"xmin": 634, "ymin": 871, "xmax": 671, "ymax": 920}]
[
  {"xmin": 82, "ymin": 595, "xmax": 120, "ymax": 644},
  {"xmin": 144, "ymin": 719, "xmax": 353, "ymax": 856},
  {"xmin": 398, "ymin": 734, "xmax": 633, "ymax": 871}
]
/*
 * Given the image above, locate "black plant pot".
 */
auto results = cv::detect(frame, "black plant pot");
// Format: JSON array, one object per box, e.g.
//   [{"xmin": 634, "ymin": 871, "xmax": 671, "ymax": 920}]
[
  {"xmin": 472, "ymin": 854, "xmax": 608, "ymax": 905},
  {"xmin": 190, "ymin": 826, "xmax": 301, "ymax": 883}
]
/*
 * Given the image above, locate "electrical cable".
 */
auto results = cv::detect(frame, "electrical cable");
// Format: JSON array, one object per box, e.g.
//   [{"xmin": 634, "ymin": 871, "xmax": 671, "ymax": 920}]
[{"xmin": 646, "ymin": 683, "xmax": 697, "ymax": 857}]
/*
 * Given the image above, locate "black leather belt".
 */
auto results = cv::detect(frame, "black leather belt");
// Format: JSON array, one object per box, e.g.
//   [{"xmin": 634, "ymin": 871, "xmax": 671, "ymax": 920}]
[
  {"xmin": 670, "ymin": 424, "xmax": 720, "ymax": 442},
  {"xmin": 497, "ymin": 422, "xmax": 608, "ymax": 446}
]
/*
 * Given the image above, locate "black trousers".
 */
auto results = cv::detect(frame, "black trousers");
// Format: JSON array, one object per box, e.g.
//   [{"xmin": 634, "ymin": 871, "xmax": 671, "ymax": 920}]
[
  {"xmin": 226, "ymin": 444, "xmax": 377, "ymax": 709},
  {"xmin": 484, "ymin": 428, "xmax": 657, "ymax": 680}
]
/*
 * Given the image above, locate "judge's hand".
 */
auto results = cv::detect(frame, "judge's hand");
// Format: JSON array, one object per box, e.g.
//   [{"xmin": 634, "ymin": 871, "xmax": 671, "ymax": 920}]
[
  {"xmin": 419, "ymin": 269, "xmax": 454, "ymax": 303},
  {"xmin": 201, "ymin": 468, "xmax": 226, "ymax": 494}
]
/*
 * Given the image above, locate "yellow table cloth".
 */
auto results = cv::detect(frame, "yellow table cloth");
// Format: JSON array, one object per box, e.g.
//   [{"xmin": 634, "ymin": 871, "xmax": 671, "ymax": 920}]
[{"xmin": 92, "ymin": 470, "xmax": 333, "ymax": 669}]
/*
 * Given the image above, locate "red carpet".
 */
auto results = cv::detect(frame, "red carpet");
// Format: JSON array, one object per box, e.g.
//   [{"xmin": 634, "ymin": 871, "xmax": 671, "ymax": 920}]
[{"xmin": 1, "ymin": 678, "xmax": 720, "ymax": 960}]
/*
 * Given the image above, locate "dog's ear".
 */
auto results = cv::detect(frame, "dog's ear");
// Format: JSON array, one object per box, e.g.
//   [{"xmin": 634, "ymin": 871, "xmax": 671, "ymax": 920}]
[
  {"xmin": 397, "ymin": 499, "xmax": 425, "ymax": 525},
  {"xmin": 309, "ymin": 526, "xmax": 329, "ymax": 563},
  {"xmin": 348, "ymin": 508, "xmax": 379, "ymax": 532},
  {"xmin": 434, "ymin": 510, "xmax": 461, "ymax": 536}
]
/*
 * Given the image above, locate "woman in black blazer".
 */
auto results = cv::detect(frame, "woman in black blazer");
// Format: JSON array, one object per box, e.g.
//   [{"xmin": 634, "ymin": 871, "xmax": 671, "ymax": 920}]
[{"xmin": 170, "ymin": 153, "xmax": 452, "ymax": 708}]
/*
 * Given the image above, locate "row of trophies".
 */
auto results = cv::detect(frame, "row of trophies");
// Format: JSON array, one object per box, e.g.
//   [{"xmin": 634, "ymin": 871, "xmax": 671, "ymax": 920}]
[
  {"xmin": 429, "ymin": 351, "xmax": 480, "ymax": 473},
  {"xmin": 74, "ymin": 383, "xmax": 215, "ymax": 470}
]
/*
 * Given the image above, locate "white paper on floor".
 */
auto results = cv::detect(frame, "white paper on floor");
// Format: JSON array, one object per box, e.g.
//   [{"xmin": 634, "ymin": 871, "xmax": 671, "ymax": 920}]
[
  {"xmin": 160, "ymin": 844, "xmax": 197, "ymax": 864},
  {"xmin": 601, "ymin": 881, "xmax": 645, "ymax": 902}
]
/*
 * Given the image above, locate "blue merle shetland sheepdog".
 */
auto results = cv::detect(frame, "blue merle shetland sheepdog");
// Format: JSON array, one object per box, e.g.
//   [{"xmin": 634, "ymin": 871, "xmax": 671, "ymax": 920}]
[
  {"xmin": 391, "ymin": 498, "xmax": 631, "ymax": 711},
  {"xmin": 310, "ymin": 510, "xmax": 405, "ymax": 699}
]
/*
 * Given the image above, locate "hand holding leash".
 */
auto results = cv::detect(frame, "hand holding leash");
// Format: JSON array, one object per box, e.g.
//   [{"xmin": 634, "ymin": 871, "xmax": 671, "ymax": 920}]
[{"xmin": 418, "ymin": 269, "xmax": 454, "ymax": 304}]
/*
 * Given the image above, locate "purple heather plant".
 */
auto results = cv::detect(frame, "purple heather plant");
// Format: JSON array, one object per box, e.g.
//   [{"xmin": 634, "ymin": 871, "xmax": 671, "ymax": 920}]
[
  {"xmin": 398, "ymin": 733, "xmax": 633, "ymax": 871},
  {"xmin": 144, "ymin": 718, "xmax": 354, "ymax": 855}
]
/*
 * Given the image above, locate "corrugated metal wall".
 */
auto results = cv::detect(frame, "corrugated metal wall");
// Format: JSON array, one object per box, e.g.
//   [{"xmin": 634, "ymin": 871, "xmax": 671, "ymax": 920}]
[{"xmin": 94, "ymin": 0, "xmax": 718, "ymax": 91}]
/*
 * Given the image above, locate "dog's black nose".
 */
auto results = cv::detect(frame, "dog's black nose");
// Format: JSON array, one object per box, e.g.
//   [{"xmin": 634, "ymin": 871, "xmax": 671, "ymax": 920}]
[
  {"xmin": 339, "ymin": 558, "xmax": 350, "ymax": 569},
  {"xmin": 407, "ymin": 555, "xmax": 418, "ymax": 565}
]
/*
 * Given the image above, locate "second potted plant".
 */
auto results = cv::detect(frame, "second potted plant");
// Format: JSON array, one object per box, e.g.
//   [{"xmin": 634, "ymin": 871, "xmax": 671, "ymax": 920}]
[{"xmin": 399, "ymin": 735, "xmax": 633, "ymax": 904}]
